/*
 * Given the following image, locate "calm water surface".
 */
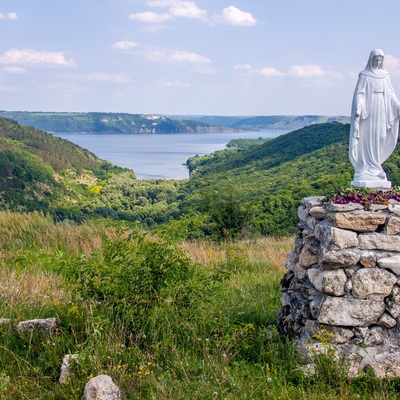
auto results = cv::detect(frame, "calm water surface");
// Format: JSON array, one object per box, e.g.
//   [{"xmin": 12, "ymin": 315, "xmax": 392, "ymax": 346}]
[{"xmin": 54, "ymin": 130, "xmax": 288, "ymax": 179}]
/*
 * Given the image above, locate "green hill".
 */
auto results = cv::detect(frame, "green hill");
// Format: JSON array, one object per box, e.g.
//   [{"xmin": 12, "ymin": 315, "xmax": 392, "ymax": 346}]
[
  {"xmin": 0, "ymin": 117, "xmax": 122, "ymax": 213},
  {"xmin": 1, "ymin": 117, "xmax": 398, "ymax": 237},
  {"xmin": 0, "ymin": 117, "xmax": 184, "ymax": 222},
  {"xmin": 182, "ymin": 122, "xmax": 400, "ymax": 236},
  {"xmin": 173, "ymin": 114, "xmax": 351, "ymax": 130},
  {"xmin": 0, "ymin": 111, "xmax": 243, "ymax": 134}
]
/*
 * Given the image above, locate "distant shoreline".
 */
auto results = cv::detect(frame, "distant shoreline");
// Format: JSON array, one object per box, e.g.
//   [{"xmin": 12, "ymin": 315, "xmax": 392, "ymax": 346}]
[{"xmin": 0, "ymin": 111, "xmax": 350, "ymax": 134}]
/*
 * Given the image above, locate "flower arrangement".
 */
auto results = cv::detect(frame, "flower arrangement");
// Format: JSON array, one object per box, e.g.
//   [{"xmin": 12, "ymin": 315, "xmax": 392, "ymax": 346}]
[{"xmin": 326, "ymin": 186, "xmax": 400, "ymax": 208}]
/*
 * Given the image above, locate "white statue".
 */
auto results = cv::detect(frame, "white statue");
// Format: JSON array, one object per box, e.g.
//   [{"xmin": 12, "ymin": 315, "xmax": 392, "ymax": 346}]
[{"xmin": 349, "ymin": 49, "xmax": 400, "ymax": 188}]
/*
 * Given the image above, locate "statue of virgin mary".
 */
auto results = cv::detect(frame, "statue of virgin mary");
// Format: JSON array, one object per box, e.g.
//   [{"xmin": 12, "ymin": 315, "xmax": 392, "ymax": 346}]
[{"xmin": 349, "ymin": 49, "xmax": 400, "ymax": 188}]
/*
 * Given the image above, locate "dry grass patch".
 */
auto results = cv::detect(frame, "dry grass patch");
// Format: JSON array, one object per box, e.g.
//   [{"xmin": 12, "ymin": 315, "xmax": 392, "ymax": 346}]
[
  {"xmin": 181, "ymin": 237, "xmax": 293, "ymax": 270},
  {"xmin": 0, "ymin": 266, "xmax": 66, "ymax": 309},
  {"xmin": 0, "ymin": 211, "xmax": 107, "ymax": 256}
]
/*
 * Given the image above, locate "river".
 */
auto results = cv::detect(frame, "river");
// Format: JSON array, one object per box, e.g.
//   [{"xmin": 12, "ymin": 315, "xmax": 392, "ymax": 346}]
[{"xmin": 54, "ymin": 130, "xmax": 288, "ymax": 179}]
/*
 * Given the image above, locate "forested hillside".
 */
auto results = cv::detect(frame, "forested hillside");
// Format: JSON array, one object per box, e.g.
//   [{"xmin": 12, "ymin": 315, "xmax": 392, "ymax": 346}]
[
  {"xmin": 0, "ymin": 117, "xmax": 182, "ymax": 220},
  {"xmin": 0, "ymin": 117, "xmax": 121, "ymax": 213},
  {"xmin": 1, "ymin": 117, "xmax": 399, "ymax": 237},
  {"xmin": 0, "ymin": 111, "xmax": 242, "ymax": 134},
  {"xmin": 175, "ymin": 114, "xmax": 351, "ymax": 130},
  {"xmin": 183, "ymin": 122, "xmax": 400, "ymax": 236}
]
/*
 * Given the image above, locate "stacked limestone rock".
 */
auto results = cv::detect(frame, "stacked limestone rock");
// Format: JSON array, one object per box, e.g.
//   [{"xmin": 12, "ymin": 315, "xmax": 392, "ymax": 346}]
[{"xmin": 278, "ymin": 196, "xmax": 400, "ymax": 377}]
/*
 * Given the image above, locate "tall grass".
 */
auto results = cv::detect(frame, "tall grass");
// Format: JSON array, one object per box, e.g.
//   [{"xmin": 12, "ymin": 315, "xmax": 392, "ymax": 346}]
[{"xmin": 0, "ymin": 212, "xmax": 398, "ymax": 399}]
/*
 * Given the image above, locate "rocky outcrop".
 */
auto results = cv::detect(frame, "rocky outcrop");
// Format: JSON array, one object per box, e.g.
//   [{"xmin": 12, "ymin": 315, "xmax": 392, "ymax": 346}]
[
  {"xmin": 278, "ymin": 196, "xmax": 400, "ymax": 378},
  {"xmin": 17, "ymin": 318, "xmax": 58, "ymax": 334},
  {"xmin": 59, "ymin": 354, "xmax": 79, "ymax": 384},
  {"xmin": 84, "ymin": 375, "xmax": 120, "ymax": 400}
]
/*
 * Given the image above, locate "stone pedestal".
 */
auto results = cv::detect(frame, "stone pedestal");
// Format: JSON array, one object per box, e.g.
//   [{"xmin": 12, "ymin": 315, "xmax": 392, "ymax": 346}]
[
  {"xmin": 351, "ymin": 180, "xmax": 392, "ymax": 189},
  {"xmin": 278, "ymin": 196, "xmax": 400, "ymax": 377}
]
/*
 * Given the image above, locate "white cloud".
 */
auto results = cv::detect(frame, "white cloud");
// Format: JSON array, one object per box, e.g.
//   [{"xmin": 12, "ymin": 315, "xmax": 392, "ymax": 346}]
[
  {"xmin": 87, "ymin": 72, "xmax": 131, "ymax": 84},
  {"xmin": 128, "ymin": 11, "xmax": 171, "ymax": 23},
  {"xmin": 384, "ymin": 54, "xmax": 400, "ymax": 75},
  {"xmin": 289, "ymin": 64, "xmax": 325, "ymax": 78},
  {"xmin": 234, "ymin": 63, "xmax": 284, "ymax": 76},
  {"xmin": 259, "ymin": 67, "xmax": 285, "ymax": 77},
  {"xmin": 145, "ymin": 48, "xmax": 211, "ymax": 64},
  {"xmin": 148, "ymin": 0, "xmax": 206, "ymax": 20},
  {"xmin": 169, "ymin": 2, "xmax": 207, "ymax": 19},
  {"xmin": 234, "ymin": 63, "xmax": 252, "ymax": 71},
  {"xmin": 235, "ymin": 62, "xmax": 329, "ymax": 79},
  {"xmin": 135, "ymin": 2, "xmax": 257, "ymax": 27},
  {"xmin": 214, "ymin": 6, "xmax": 257, "ymax": 27},
  {"xmin": 1, "ymin": 66, "xmax": 26, "ymax": 74},
  {"xmin": 147, "ymin": 0, "xmax": 173, "ymax": 6},
  {"xmin": 111, "ymin": 41, "xmax": 138, "ymax": 50},
  {"xmin": 169, "ymin": 50, "xmax": 210, "ymax": 63},
  {"xmin": 0, "ymin": 49, "xmax": 76, "ymax": 67},
  {"xmin": 0, "ymin": 12, "xmax": 17, "ymax": 20}
]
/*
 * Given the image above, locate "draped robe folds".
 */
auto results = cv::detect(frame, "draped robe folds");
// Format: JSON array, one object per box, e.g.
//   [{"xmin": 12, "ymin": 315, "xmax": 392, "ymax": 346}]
[{"xmin": 349, "ymin": 66, "xmax": 400, "ymax": 188}]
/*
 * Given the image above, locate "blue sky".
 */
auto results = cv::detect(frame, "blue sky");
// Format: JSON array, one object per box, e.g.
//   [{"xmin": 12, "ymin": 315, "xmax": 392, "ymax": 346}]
[{"xmin": 1, "ymin": 0, "xmax": 400, "ymax": 116}]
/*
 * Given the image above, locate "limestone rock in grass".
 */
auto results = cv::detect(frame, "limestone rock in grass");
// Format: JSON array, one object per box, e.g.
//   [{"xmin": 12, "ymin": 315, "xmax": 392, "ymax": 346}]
[
  {"xmin": 388, "ymin": 203, "xmax": 400, "ymax": 216},
  {"xmin": 328, "ymin": 211, "xmax": 387, "ymax": 232},
  {"xmin": 0, "ymin": 319, "xmax": 10, "ymax": 325},
  {"xmin": 385, "ymin": 286, "xmax": 400, "ymax": 318},
  {"xmin": 364, "ymin": 327, "xmax": 388, "ymax": 347},
  {"xmin": 308, "ymin": 268, "xmax": 347, "ymax": 296},
  {"xmin": 351, "ymin": 268, "xmax": 396, "ymax": 300},
  {"xmin": 84, "ymin": 375, "xmax": 120, "ymax": 400},
  {"xmin": 359, "ymin": 233, "xmax": 400, "ymax": 252},
  {"xmin": 17, "ymin": 318, "xmax": 57, "ymax": 334},
  {"xmin": 319, "ymin": 247, "xmax": 360, "ymax": 269},
  {"xmin": 377, "ymin": 313, "xmax": 397, "ymax": 329},
  {"xmin": 59, "ymin": 354, "xmax": 79, "ymax": 384},
  {"xmin": 309, "ymin": 206, "xmax": 328, "ymax": 219},
  {"xmin": 324, "ymin": 203, "xmax": 364, "ymax": 212},
  {"xmin": 378, "ymin": 255, "xmax": 400, "ymax": 275},
  {"xmin": 386, "ymin": 216, "xmax": 400, "ymax": 235},
  {"xmin": 315, "ymin": 223, "xmax": 358, "ymax": 250},
  {"xmin": 317, "ymin": 297, "xmax": 385, "ymax": 327}
]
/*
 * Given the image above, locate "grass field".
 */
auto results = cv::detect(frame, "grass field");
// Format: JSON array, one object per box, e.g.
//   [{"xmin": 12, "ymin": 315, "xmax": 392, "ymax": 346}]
[{"xmin": 0, "ymin": 212, "xmax": 398, "ymax": 399}]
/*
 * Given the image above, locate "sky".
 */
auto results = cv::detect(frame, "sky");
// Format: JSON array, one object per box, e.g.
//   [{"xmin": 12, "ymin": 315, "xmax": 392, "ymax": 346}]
[{"xmin": 1, "ymin": 0, "xmax": 400, "ymax": 116}]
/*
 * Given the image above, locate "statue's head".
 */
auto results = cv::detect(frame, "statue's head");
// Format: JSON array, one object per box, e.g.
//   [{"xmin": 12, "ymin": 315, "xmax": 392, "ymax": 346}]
[{"xmin": 368, "ymin": 49, "xmax": 384, "ymax": 70}]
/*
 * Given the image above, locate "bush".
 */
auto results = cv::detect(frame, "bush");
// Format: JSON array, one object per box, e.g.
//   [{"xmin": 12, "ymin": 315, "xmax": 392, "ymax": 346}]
[{"xmin": 61, "ymin": 229, "xmax": 196, "ymax": 328}]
